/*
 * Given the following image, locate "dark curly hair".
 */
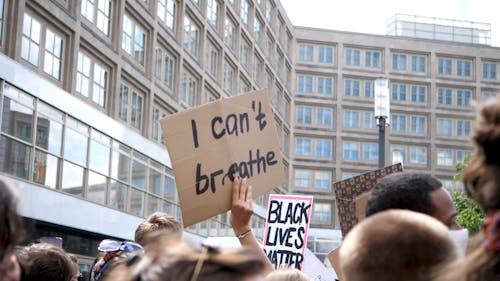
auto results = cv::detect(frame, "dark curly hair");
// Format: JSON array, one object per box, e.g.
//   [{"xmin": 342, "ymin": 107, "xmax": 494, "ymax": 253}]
[{"xmin": 0, "ymin": 178, "xmax": 23, "ymax": 259}]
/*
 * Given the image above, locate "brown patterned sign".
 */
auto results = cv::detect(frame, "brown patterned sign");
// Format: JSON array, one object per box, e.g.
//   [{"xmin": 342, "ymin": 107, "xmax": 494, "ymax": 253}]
[{"xmin": 334, "ymin": 163, "xmax": 403, "ymax": 237}]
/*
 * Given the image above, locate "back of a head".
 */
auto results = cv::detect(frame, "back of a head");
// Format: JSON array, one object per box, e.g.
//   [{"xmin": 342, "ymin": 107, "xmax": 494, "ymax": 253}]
[
  {"xmin": 103, "ymin": 241, "xmax": 265, "ymax": 281},
  {"xmin": 265, "ymin": 268, "xmax": 311, "ymax": 281},
  {"xmin": 340, "ymin": 210, "xmax": 456, "ymax": 281},
  {"xmin": 366, "ymin": 173, "xmax": 442, "ymax": 217},
  {"xmin": 17, "ymin": 243, "xmax": 76, "ymax": 281},
  {"xmin": 135, "ymin": 212, "xmax": 183, "ymax": 246},
  {"xmin": 0, "ymin": 178, "xmax": 23, "ymax": 259}
]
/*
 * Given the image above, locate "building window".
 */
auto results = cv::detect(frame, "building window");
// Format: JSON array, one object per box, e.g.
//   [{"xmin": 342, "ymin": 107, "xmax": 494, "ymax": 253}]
[
  {"xmin": 391, "ymin": 145, "xmax": 407, "ymax": 164},
  {"xmin": 315, "ymin": 171, "xmax": 331, "ymax": 190},
  {"xmin": 392, "ymin": 53, "xmax": 407, "ymax": 71},
  {"xmin": 315, "ymin": 139, "xmax": 332, "ymax": 158},
  {"xmin": 81, "ymin": 0, "xmax": 111, "ymax": 36},
  {"xmin": 364, "ymin": 81, "xmax": 374, "ymax": 98},
  {"xmin": 410, "ymin": 116, "xmax": 426, "ymax": 135},
  {"xmin": 240, "ymin": 0, "xmax": 250, "ymax": 26},
  {"xmin": 319, "ymin": 46, "xmax": 333, "ymax": 63},
  {"xmin": 345, "ymin": 79, "xmax": 360, "ymax": 96},
  {"xmin": 457, "ymin": 60, "xmax": 472, "ymax": 77},
  {"xmin": 437, "ymin": 88, "xmax": 452, "ymax": 105},
  {"xmin": 205, "ymin": 41, "xmax": 218, "ymax": 78},
  {"xmin": 22, "ymin": 13, "xmax": 64, "ymax": 80},
  {"xmin": 481, "ymin": 91, "xmax": 496, "ymax": 101},
  {"xmin": 181, "ymin": 70, "xmax": 197, "ymax": 107},
  {"xmin": 254, "ymin": 16, "xmax": 263, "ymax": 44},
  {"xmin": 457, "ymin": 150, "xmax": 471, "ymax": 163},
  {"xmin": 411, "ymin": 85, "xmax": 426, "ymax": 103},
  {"xmin": 119, "ymin": 83, "xmax": 144, "ymax": 130},
  {"xmin": 154, "ymin": 47, "xmax": 175, "ymax": 90},
  {"xmin": 0, "ymin": 0, "xmax": 4, "ymax": 45},
  {"xmin": 183, "ymin": 16, "xmax": 199, "ymax": 58},
  {"xmin": 344, "ymin": 110, "xmax": 360, "ymax": 128},
  {"xmin": 223, "ymin": 61, "xmax": 234, "ymax": 92},
  {"xmin": 363, "ymin": 143, "xmax": 378, "ymax": 161},
  {"xmin": 391, "ymin": 83, "xmax": 407, "ymax": 101},
  {"xmin": 317, "ymin": 77, "xmax": 332, "ymax": 95},
  {"xmin": 296, "ymin": 106, "xmax": 312, "ymax": 125},
  {"xmin": 343, "ymin": 141, "xmax": 360, "ymax": 160},
  {"xmin": 457, "ymin": 120, "xmax": 471, "ymax": 136},
  {"xmin": 456, "ymin": 90, "xmax": 471, "ymax": 107},
  {"xmin": 365, "ymin": 51, "xmax": 381, "ymax": 68},
  {"xmin": 437, "ymin": 149, "xmax": 453, "ymax": 166},
  {"xmin": 410, "ymin": 146, "xmax": 427, "ymax": 165},
  {"xmin": 294, "ymin": 169, "xmax": 312, "ymax": 188},
  {"xmin": 122, "ymin": 15, "xmax": 146, "ymax": 65},
  {"xmin": 391, "ymin": 114, "xmax": 406, "ymax": 133},
  {"xmin": 295, "ymin": 138, "xmax": 312, "ymax": 156},
  {"xmin": 224, "ymin": 16, "xmax": 236, "ymax": 50},
  {"xmin": 298, "ymin": 44, "xmax": 313, "ymax": 62},
  {"xmin": 317, "ymin": 107, "xmax": 332, "ymax": 127},
  {"xmin": 437, "ymin": 118, "xmax": 453, "ymax": 136},
  {"xmin": 313, "ymin": 203, "xmax": 331, "ymax": 224},
  {"xmin": 240, "ymin": 37, "xmax": 251, "ymax": 70},
  {"xmin": 438, "ymin": 58, "xmax": 452, "ymax": 75},
  {"xmin": 364, "ymin": 112, "xmax": 377, "ymax": 129},
  {"xmin": 152, "ymin": 105, "xmax": 169, "ymax": 144},
  {"xmin": 345, "ymin": 48, "xmax": 360, "ymax": 66},
  {"xmin": 76, "ymin": 52, "xmax": 108, "ymax": 107},
  {"xmin": 206, "ymin": 0, "xmax": 219, "ymax": 27},
  {"xmin": 298, "ymin": 75, "xmax": 313, "ymax": 93},
  {"xmin": 483, "ymin": 62, "xmax": 497, "ymax": 79},
  {"xmin": 158, "ymin": 0, "xmax": 177, "ymax": 31},
  {"xmin": 411, "ymin": 55, "xmax": 426, "ymax": 72}
]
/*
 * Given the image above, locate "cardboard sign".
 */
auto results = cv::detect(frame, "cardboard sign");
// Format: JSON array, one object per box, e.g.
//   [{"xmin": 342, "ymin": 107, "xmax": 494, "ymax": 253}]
[
  {"xmin": 354, "ymin": 192, "xmax": 371, "ymax": 222},
  {"xmin": 327, "ymin": 247, "xmax": 343, "ymax": 281},
  {"xmin": 333, "ymin": 163, "xmax": 403, "ymax": 237},
  {"xmin": 263, "ymin": 194, "xmax": 313, "ymax": 270},
  {"xmin": 160, "ymin": 90, "xmax": 284, "ymax": 227}
]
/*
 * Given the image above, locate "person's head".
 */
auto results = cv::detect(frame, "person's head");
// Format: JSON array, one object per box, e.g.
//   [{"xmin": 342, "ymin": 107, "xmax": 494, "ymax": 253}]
[
  {"xmin": 0, "ymin": 178, "xmax": 23, "ymax": 259},
  {"xmin": 265, "ymin": 268, "xmax": 310, "ymax": 281},
  {"xmin": 17, "ymin": 243, "xmax": 76, "ymax": 281},
  {"xmin": 103, "ymin": 241, "xmax": 265, "ymax": 281},
  {"xmin": 340, "ymin": 209, "xmax": 456, "ymax": 281},
  {"xmin": 68, "ymin": 254, "xmax": 82, "ymax": 281},
  {"xmin": 134, "ymin": 212, "xmax": 183, "ymax": 246},
  {"xmin": 366, "ymin": 173, "xmax": 460, "ymax": 229}
]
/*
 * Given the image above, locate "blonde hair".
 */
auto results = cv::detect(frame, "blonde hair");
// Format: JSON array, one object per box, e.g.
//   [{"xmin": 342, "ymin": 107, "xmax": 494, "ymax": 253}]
[
  {"xmin": 265, "ymin": 268, "xmax": 311, "ymax": 281},
  {"xmin": 134, "ymin": 212, "xmax": 183, "ymax": 246}
]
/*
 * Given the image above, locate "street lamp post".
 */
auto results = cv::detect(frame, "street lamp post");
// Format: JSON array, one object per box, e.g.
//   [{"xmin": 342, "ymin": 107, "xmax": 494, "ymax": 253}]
[{"xmin": 374, "ymin": 78, "xmax": 390, "ymax": 168}]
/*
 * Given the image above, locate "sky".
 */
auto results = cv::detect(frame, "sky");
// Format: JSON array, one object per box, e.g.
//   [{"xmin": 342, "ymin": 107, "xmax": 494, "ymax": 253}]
[{"xmin": 280, "ymin": 0, "xmax": 500, "ymax": 47}]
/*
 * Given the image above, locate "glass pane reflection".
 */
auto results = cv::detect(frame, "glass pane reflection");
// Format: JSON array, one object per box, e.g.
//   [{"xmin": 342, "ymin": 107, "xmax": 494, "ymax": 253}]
[
  {"xmin": 1, "ymin": 91, "xmax": 34, "ymax": 142},
  {"xmin": 146, "ymin": 194, "xmax": 159, "ymax": 216},
  {"xmin": 129, "ymin": 188, "xmax": 144, "ymax": 217},
  {"xmin": 88, "ymin": 171, "xmax": 107, "ymax": 204},
  {"xmin": 111, "ymin": 150, "xmax": 130, "ymax": 183},
  {"xmin": 149, "ymin": 168, "xmax": 161, "ymax": 195},
  {"xmin": 89, "ymin": 139, "xmax": 110, "ymax": 175},
  {"xmin": 36, "ymin": 110, "xmax": 63, "ymax": 156},
  {"xmin": 0, "ymin": 135, "xmax": 30, "ymax": 180},
  {"xmin": 64, "ymin": 128, "xmax": 88, "ymax": 166},
  {"xmin": 33, "ymin": 149, "xmax": 58, "ymax": 188},
  {"xmin": 109, "ymin": 180, "xmax": 127, "ymax": 211},
  {"xmin": 131, "ymin": 159, "xmax": 147, "ymax": 190},
  {"xmin": 61, "ymin": 161, "xmax": 83, "ymax": 197}
]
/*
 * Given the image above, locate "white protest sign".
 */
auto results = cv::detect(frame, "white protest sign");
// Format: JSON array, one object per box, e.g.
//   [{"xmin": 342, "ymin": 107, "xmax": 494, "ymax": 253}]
[
  {"xmin": 263, "ymin": 194, "xmax": 313, "ymax": 270},
  {"xmin": 302, "ymin": 247, "xmax": 338, "ymax": 281}
]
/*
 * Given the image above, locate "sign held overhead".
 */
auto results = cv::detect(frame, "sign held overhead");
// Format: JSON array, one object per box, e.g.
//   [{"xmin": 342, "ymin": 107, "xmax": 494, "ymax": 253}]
[{"xmin": 160, "ymin": 90, "xmax": 284, "ymax": 227}]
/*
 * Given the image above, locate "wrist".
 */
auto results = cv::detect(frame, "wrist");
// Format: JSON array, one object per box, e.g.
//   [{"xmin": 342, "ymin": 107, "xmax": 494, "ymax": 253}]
[{"xmin": 236, "ymin": 229, "xmax": 252, "ymax": 239}]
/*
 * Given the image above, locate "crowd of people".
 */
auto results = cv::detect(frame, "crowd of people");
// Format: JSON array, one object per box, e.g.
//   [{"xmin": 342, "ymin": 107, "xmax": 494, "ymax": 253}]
[{"xmin": 1, "ymin": 97, "xmax": 500, "ymax": 281}]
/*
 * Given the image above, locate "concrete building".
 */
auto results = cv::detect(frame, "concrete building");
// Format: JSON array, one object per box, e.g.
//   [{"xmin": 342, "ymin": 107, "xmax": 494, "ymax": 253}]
[{"xmin": 0, "ymin": 0, "xmax": 499, "ymax": 269}]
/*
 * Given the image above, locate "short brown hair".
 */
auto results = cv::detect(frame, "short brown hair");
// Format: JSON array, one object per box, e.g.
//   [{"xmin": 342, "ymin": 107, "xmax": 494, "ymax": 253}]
[
  {"xmin": 134, "ymin": 212, "xmax": 182, "ymax": 246},
  {"xmin": 17, "ymin": 243, "xmax": 76, "ymax": 281},
  {"xmin": 340, "ymin": 209, "xmax": 456, "ymax": 281},
  {"xmin": 265, "ymin": 268, "xmax": 310, "ymax": 281},
  {"xmin": 0, "ymin": 178, "xmax": 23, "ymax": 259}
]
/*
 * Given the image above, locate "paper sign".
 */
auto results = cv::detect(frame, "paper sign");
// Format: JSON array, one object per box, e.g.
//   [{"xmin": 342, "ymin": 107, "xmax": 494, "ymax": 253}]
[
  {"xmin": 333, "ymin": 163, "xmax": 403, "ymax": 237},
  {"xmin": 327, "ymin": 247, "xmax": 343, "ymax": 281},
  {"xmin": 263, "ymin": 194, "xmax": 313, "ymax": 270},
  {"xmin": 160, "ymin": 90, "xmax": 284, "ymax": 227},
  {"xmin": 302, "ymin": 247, "xmax": 338, "ymax": 281}
]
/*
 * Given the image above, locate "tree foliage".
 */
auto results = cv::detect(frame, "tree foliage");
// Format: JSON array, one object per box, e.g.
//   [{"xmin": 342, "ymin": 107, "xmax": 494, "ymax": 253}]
[{"xmin": 452, "ymin": 154, "xmax": 484, "ymax": 234}]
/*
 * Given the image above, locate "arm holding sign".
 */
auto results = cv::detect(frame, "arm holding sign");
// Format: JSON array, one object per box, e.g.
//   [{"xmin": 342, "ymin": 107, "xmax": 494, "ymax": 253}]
[{"xmin": 230, "ymin": 177, "xmax": 274, "ymax": 275}]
